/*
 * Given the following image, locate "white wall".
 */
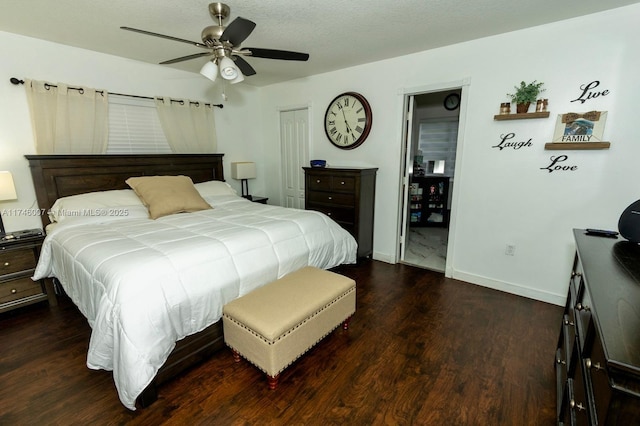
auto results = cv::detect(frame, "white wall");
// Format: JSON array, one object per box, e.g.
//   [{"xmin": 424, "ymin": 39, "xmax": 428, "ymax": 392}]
[
  {"xmin": 0, "ymin": 30, "xmax": 264, "ymax": 231},
  {"xmin": 259, "ymin": 4, "xmax": 640, "ymax": 305}
]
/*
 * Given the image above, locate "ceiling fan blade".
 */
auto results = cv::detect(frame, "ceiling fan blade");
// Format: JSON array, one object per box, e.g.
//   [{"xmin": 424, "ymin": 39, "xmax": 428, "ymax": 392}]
[
  {"xmin": 160, "ymin": 52, "xmax": 212, "ymax": 65},
  {"xmin": 244, "ymin": 48, "xmax": 309, "ymax": 61},
  {"xmin": 233, "ymin": 56, "xmax": 257, "ymax": 76},
  {"xmin": 220, "ymin": 17, "xmax": 256, "ymax": 46},
  {"xmin": 120, "ymin": 26, "xmax": 208, "ymax": 49}
]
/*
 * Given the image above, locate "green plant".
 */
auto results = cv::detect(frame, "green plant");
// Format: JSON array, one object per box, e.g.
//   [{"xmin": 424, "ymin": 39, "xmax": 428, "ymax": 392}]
[{"xmin": 507, "ymin": 80, "xmax": 545, "ymax": 104}]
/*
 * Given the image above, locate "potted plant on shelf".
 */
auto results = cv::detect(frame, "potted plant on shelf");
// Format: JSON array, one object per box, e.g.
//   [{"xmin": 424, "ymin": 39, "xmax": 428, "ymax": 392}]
[{"xmin": 507, "ymin": 80, "xmax": 545, "ymax": 113}]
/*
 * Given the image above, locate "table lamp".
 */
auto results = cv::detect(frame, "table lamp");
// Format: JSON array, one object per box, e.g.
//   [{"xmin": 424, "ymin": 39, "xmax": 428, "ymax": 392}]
[{"xmin": 231, "ymin": 162, "xmax": 256, "ymax": 200}]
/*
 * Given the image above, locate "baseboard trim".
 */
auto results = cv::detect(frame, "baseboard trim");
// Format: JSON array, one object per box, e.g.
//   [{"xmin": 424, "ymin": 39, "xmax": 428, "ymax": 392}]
[{"xmin": 452, "ymin": 270, "xmax": 565, "ymax": 306}]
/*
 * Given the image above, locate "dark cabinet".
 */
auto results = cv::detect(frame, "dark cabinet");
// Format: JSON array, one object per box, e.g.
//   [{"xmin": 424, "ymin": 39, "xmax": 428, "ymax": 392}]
[
  {"xmin": 555, "ymin": 229, "xmax": 640, "ymax": 424},
  {"xmin": 409, "ymin": 176, "xmax": 449, "ymax": 227},
  {"xmin": 303, "ymin": 167, "xmax": 377, "ymax": 258}
]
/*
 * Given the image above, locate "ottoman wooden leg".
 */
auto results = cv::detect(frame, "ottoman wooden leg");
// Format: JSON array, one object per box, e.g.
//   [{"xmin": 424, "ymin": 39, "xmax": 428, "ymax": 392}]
[
  {"xmin": 232, "ymin": 349, "xmax": 241, "ymax": 363},
  {"xmin": 343, "ymin": 316, "xmax": 352, "ymax": 330},
  {"xmin": 267, "ymin": 374, "xmax": 280, "ymax": 390}
]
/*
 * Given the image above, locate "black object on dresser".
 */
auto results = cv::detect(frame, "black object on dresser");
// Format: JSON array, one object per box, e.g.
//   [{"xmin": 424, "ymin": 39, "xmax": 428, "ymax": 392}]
[
  {"xmin": 1, "ymin": 232, "xmax": 57, "ymax": 313},
  {"xmin": 555, "ymin": 229, "xmax": 640, "ymax": 425},
  {"xmin": 303, "ymin": 167, "xmax": 377, "ymax": 258}
]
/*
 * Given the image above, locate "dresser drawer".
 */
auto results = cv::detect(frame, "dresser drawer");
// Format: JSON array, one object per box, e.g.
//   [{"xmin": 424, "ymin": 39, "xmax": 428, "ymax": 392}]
[
  {"xmin": 585, "ymin": 331, "xmax": 612, "ymax": 426},
  {"xmin": 0, "ymin": 276, "xmax": 44, "ymax": 304},
  {"xmin": 308, "ymin": 190, "xmax": 354, "ymax": 206},
  {"xmin": 306, "ymin": 203, "xmax": 354, "ymax": 224},
  {"xmin": 0, "ymin": 247, "xmax": 38, "ymax": 275},
  {"xmin": 307, "ymin": 175, "xmax": 356, "ymax": 192}
]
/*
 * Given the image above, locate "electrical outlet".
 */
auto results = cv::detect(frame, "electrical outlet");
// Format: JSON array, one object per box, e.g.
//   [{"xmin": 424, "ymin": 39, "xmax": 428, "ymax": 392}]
[{"xmin": 505, "ymin": 244, "xmax": 516, "ymax": 256}]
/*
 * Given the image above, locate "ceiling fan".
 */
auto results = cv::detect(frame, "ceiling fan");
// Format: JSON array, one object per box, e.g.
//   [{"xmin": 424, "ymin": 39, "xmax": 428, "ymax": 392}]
[{"xmin": 121, "ymin": 2, "xmax": 309, "ymax": 84}]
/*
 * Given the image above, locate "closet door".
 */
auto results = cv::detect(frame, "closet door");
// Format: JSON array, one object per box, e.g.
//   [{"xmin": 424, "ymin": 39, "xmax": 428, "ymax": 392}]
[{"xmin": 280, "ymin": 108, "xmax": 309, "ymax": 209}]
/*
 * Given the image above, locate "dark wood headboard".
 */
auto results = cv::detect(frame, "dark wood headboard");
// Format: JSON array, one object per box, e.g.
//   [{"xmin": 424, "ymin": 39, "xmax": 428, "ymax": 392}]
[{"xmin": 25, "ymin": 154, "xmax": 225, "ymax": 228}]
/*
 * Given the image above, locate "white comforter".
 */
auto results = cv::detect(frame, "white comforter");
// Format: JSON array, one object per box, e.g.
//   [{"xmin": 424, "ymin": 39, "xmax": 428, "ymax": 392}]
[{"xmin": 33, "ymin": 195, "xmax": 357, "ymax": 409}]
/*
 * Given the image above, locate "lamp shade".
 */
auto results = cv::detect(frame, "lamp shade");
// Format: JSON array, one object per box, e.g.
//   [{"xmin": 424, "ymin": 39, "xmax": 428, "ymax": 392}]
[
  {"xmin": 200, "ymin": 60, "xmax": 218, "ymax": 82},
  {"xmin": 0, "ymin": 171, "xmax": 17, "ymax": 201},
  {"xmin": 219, "ymin": 56, "xmax": 240, "ymax": 80},
  {"xmin": 230, "ymin": 71, "xmax": 244, "ymax": 85},
  {"xmin": 231, "ymin": 162, "xmax": 256, "ymax": 180}
]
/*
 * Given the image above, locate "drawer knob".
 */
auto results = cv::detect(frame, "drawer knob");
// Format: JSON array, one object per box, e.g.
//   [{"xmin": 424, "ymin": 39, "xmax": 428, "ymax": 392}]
[
  {"xmin": 575, "ymin": 302, "xmax": 589, "ymax": 311},
  {"xmin": 570, "ymin": 399, "xmax": 586, "ymax": 411},
  {"xmin": 3, "ymin": 262, "xmax": 9, "ymax": 267},
  {"xmin": 316, "ymin": 179, "xmax": 321, "ymax": 183},
  {"xmin": 327, "ymin": 212, "xmax": 332, "ymax": 216},
  {"xmin": 586, "ymin": 358, "xmax": 604, "ymax": 371},
  {"xmin": 328, "ymin": 196, "xmax": 332, "ymax": 200},
  {"xmin": 11, "ymin": 288, "xmax": 17, "ymax": 294},
  {"xmin": 340, "ymin": 181, "xmax": 345, "ymax": 185}
]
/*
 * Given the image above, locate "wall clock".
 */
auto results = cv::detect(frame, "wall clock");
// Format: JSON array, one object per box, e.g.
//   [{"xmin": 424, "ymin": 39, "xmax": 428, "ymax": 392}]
[
  {"xmin": 324, "ymin": 92, "xmax": 373, "ymax": 149},
  {"xmin": 444, "ymin": 93, "xmax": 460, "ymax": 111}
]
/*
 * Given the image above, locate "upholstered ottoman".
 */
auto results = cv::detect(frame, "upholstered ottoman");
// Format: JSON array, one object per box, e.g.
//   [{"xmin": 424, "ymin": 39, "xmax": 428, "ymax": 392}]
[{"xmin": 222, "ymin": 266, "xmax": 356, "ymax": 389}]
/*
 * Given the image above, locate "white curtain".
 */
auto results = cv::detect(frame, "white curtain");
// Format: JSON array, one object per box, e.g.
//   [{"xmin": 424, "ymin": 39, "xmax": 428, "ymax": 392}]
[
  {"xmin": 24, "ymin": 79, "xmax": 109, "ymax": 154},
  {"xmin": 154, "ymin": 98, "xmax": 218, "ymax": 153}
]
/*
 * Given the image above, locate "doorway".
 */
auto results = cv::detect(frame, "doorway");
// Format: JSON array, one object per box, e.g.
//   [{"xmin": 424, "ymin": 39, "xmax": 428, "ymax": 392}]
[{"xmin": 399, "ymin": 90, "xmax": 461, "ymax": 272}]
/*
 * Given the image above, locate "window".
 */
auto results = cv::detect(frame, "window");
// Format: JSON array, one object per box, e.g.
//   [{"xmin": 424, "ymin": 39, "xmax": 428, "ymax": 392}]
[
  {"xmin": 106, "ymin": 95, "xmax": 171, "ymax": 154},
  {"xmin": 418, "ymin": 117, "xmax": 458, "ymax": 177}
]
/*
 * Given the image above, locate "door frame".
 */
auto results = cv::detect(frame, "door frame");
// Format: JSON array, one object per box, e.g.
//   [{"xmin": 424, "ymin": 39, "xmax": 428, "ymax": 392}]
[{"xmin": 396, "ymin": 79, "xmax": 470, "ymax": 278}]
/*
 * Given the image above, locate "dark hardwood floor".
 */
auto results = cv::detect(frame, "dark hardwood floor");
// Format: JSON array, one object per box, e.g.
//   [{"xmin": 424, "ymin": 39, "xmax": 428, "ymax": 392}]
[{"xmin": 0, "ymin": 260, "xmax": 562, "ymax": 425}]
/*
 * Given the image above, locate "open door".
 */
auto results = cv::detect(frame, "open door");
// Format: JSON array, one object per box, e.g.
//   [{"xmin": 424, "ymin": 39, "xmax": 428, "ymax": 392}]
[{"xmin": 398, "ymin": 95, "xmax": 415, "ymax": 260}]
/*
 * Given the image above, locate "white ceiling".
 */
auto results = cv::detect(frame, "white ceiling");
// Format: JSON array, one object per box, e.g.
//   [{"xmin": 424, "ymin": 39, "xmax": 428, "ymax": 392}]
[{"xmin": 2, "ymin": 0, "xmax": 638, "ymax": 87}]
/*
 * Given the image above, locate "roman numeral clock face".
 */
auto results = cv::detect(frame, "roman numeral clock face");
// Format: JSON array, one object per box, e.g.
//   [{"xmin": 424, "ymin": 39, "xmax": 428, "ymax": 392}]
[{"xmin": 324, "ymin": 92, "xmax": 372, "ymax": 149}]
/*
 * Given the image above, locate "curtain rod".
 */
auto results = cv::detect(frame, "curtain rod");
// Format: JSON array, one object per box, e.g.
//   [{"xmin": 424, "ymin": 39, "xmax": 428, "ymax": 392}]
[{"xmin": 9, "ymin": 77, "xmax": 223, "ymax": 109}]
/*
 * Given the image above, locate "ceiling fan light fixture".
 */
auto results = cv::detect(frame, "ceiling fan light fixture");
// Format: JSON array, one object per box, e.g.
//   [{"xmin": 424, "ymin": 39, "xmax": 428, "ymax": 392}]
[
  {"xmin": 219, "ymin": 56, "xmax": 240, "ymax": 80},
  {"xmin": 199, "ymin": 60, "xmax": 218, "ymax": 82},
  {"xmin": 230, "ymin": 71, "xmax": 244, "ymax": 85}
]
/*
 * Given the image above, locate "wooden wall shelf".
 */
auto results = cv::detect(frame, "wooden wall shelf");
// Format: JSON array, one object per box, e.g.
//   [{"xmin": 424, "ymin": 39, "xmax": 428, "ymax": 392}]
[
  {"xmin": 544, "ymin": 142, "xmax": 610, "ymax": 150},
  {"xmin": 493, "ymin": 111, "xmax": 550, "ymax": 120}
]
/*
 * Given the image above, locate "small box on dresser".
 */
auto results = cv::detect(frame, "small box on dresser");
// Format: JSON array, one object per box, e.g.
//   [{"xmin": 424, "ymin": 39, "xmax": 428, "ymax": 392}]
[
  {"xmin": 0, "ymin": 233, "xmax": 56, "ymax": 313},
  {"xmin": 303, "ymin": 167, "xmax": 377, "ymax": 258},
  {"xmin": 555, "ymin": 229, "xmax": 640, "ymax": 425}
]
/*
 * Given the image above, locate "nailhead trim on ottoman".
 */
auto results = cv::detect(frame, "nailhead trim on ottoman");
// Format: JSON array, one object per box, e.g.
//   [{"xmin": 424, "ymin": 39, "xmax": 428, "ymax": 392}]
[{"xmin": 222, "ymin": 266, "xmax": 356, "ymax": 389}]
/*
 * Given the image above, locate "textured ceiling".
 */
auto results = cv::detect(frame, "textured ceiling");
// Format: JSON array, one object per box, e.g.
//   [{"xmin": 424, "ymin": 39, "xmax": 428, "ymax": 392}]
[{"xmin": 1, "ymin": 0, "xmax": 638, "ymax": 87}]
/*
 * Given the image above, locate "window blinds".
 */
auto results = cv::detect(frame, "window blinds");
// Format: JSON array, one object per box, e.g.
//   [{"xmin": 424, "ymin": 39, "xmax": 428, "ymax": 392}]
[{"xmin": 106, "ymin": 95, "xmax": 171, "ymax": 154}]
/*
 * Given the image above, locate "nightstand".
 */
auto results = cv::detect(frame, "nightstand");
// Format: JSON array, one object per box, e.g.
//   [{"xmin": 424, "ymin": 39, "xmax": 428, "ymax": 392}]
[
  {"xmin": 250, "ymin": 196, "xmax": 268, "ymax": 204},
  {"xmin": 0, "ymin": 231, "xmax": 56, "ymax": 313}
]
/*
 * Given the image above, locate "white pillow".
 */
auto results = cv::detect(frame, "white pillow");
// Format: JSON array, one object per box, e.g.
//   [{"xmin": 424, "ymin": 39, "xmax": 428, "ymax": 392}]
[
  {"xmin": 48, "ymin": 189, "xmax": 144, "ymax": 223},
  {"xmin": 194, "ymin": 180, "xmax": 238, "ymax": 197}
]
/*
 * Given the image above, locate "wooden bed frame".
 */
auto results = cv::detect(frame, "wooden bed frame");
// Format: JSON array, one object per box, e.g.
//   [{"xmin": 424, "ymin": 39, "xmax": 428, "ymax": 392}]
[{"xmin": 25, "ymin": 154, "xmax": 227, "ymax": 407}]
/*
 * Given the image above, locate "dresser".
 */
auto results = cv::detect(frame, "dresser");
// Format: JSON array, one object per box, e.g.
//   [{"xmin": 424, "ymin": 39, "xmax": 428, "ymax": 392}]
[
  {"xmin": 1, "ymin": 233, "xmax": 56, "ymax": 313},
  {"xmin": 303, "ymin": 167, "xmax": 377, "ymax": 258},
  {"xmin": 555, "ymin": 229, "xmax": 640, "ymax": 425}
]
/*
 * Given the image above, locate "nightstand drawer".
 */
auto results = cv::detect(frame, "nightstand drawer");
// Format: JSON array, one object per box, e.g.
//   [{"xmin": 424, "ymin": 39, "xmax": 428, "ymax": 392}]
[
  {"xmin": 308, "ymin": 191, "xmax": 354, "ymax": 206},
  {"xmin": 0, "ymin": 277, "xmax": 43, "ymax": 304},
  {"xmin": 0, "ymin": 248, "xmax": 38, "ymax": 275}
]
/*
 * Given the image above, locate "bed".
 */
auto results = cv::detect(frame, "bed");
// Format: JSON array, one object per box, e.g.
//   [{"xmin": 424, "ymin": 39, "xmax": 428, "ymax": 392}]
[{"xmin": 26, "ymin": 154, "xmax": 357, "ymax": 410}]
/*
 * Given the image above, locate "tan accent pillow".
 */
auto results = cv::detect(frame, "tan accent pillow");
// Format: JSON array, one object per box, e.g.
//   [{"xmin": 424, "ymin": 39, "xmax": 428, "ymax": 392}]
[{"xmin": 126, "ymin": 175, "xmax": 212, "ymax": 219}]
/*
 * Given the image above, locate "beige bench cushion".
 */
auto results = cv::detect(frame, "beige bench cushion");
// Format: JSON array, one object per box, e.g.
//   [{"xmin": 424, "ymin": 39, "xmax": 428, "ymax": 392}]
[{"xmin": 222, "ymin": 266, "xmax": 355, "ymax": 377}]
